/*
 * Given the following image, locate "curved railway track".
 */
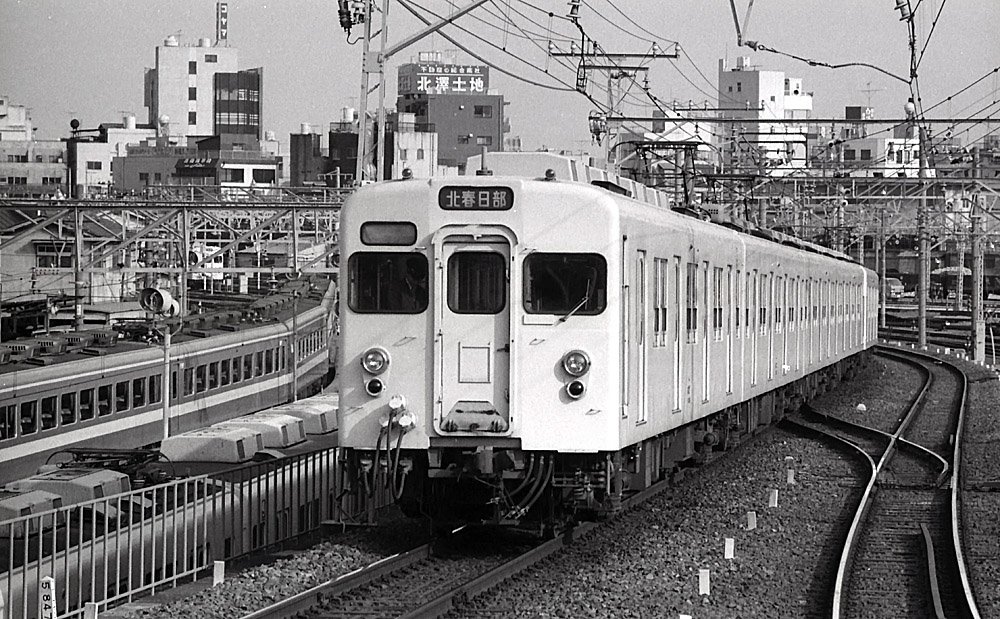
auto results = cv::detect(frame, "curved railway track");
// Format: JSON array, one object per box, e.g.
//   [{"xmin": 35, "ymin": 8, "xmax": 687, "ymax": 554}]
[{"xmin": 790, "ymin": 346, "xmax": 981, "ymax": 617}]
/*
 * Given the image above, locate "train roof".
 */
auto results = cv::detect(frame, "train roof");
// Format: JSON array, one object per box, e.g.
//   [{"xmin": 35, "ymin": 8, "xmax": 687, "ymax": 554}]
[
  {"xmin": 0, "ymin": 279, "xmax": 333, "ymax": 377},
  {"xmin": 160, "ymin": 425, "xmax": 265, "ymax": 464},
  {"xmin": 462, "ymin": 151, "xmax": 860, "ymax": 266}
]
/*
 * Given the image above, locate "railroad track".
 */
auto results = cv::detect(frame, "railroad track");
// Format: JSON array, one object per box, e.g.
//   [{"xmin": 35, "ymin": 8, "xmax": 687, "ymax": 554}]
[{"xmin": 790, "ymin": 346, "xmax": 982, "ymax": 618}]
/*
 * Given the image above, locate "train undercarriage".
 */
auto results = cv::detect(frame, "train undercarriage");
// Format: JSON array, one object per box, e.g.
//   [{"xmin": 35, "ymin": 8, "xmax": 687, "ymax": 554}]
[{"xmin": 340, "ymin": 352, "xmax": 872, "ymax": 530}]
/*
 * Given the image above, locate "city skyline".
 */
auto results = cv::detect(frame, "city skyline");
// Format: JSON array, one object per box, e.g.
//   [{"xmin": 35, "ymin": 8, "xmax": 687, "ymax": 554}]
[{"xmin": 1, "ymin": 0, "xmax": 998, "ymax": 153}]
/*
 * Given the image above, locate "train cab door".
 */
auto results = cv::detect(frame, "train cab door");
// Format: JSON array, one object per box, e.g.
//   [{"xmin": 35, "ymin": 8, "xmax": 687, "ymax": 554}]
[{"xmin": 434, "ymin": 238, "xmax": 511, "ymax": 435}]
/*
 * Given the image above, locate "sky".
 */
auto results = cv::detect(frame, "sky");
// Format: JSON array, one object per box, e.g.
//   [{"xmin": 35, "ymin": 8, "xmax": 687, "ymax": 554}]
[{"xmin": 1, "ymin": 0, "xmax": 998, "ymax": 155}]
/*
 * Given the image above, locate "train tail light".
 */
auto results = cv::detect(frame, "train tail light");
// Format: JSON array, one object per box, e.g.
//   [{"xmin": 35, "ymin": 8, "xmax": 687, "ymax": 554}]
[
  {"xmin": 566, "ymin": 380, "xmax": 586, "ymax": 399},
  {"xmin": 365, "ymin": 378, "xmax": 385, "ymax": 397}
]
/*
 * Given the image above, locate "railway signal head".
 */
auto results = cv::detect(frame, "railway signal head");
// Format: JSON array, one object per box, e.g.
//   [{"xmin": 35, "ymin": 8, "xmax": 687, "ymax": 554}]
[{"xmin": 139, "ymin": 287, "xmax": 180, "ymax": 317}]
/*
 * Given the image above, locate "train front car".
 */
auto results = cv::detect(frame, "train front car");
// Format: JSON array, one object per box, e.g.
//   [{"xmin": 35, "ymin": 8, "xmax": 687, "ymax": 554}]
[{"xmin": 338, "ymin": 174, "xmax": 622, "ymax": 526}]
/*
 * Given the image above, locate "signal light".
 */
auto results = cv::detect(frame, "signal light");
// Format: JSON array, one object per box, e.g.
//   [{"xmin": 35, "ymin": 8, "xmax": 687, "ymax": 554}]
[{"xmin": 139, "ymin": 287, "xmax": 180, "ymax": 317}]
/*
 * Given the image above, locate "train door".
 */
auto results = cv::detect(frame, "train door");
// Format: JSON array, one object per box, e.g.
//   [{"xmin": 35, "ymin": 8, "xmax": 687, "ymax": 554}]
[
  {"xmin": 629, "ymin": 250, "xmax": 648, "ymax": 424},
  {"xmin": 434, "ymin": 239, "xmax": 511, "ymax": 434}
]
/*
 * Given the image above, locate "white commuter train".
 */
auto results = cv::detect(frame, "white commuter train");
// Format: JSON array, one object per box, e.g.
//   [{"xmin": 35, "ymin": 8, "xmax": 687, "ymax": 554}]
[{"xmin": 337, "ymin": 152, "xmax": 878, "ymax": 526}]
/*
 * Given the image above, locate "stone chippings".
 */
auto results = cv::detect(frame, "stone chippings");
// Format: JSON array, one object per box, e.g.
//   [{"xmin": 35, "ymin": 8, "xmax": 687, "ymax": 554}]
[
  {"xmin": 457, "ymin": 429, "xmax": 866, "ymax": 619},
  {"xmin": 113, "ymin": 511, "xmax": 428, "ymax": 619},
  {"xmin": 809, "ymin": 355, "xmax": 921, "ymax": 433}
]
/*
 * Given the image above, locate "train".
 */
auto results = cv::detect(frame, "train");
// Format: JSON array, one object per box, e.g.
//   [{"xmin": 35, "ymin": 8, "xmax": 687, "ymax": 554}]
[
  {"xmin": 0, "ymin": 390, "xmax": 341, "ymax": 619},
  {"xmin": 0, "ymin": 276, "xmax": 338, "ymax": 485},
  {"xmin": 337, "ymin": 152, "xmax": 878, "ymax": 527}
]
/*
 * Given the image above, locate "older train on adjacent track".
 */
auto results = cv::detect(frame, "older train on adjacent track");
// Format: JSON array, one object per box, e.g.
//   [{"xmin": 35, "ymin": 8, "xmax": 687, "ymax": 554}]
[
  {"xmin": 0, "ymin": 277, "xmax": 337, "ymax": 485},
  {"xmin": 337, "ymin": 152, "xmax": 878, "ymax": 526}
]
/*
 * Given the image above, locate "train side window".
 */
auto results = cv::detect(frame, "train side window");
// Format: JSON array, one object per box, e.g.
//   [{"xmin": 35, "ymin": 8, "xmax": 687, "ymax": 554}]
[
  {"xmin": 244, "ymin": 354, "xmax": 253, "ymax": 379},
  {"xmin": 149, "ymin": 375, "xmax": 162, "ymax": 404},
  {"xmin": 209, "ymin": 362, "xmax": 219, "ymax": 389},
  {"xmin": 41, "ymin": 396, "xmax": 58, "ymax": 430},
  {"xmin": 255, "ymin": 352, "xmax": 264, "ymax": 377},
  {"xmin": 348, "ymin": 252, "xmax": 429, "ymax": 313},
  {"xmin": 133, "ymin": 377, "xmax": 146, "ymax": 408},
  {"xmin": 61, "ymin": 392, "xmax": 76, "ymax": 425},
  {"xmin": 172, "ymin": 371, "xmax": 179, "ymax": 399},
  {"xmin": 98, "ymin": 385, "xmax": 112, "ymax": 416},
  {"xmin": 0, "ymin": 405, "xmax": 16, "ymax": 440},
  {"xmin": 712, "ymin": 267, "xmax": 723, "ymax": 340},
  {"xmin": 21, "ymin": 401, "xmax": 38, "ymax": 435},
  {"xmin": 265, "ymin": 349, "xmax": 274, "ymax": 374},
  {"xmin": 183, "ymin": 368, "xmax": 194, "ymax": 396},
  {"xmin": 233, "ymin": 356, "xmax": 243, "ymax": 382},
  {"xmin": 775, "ymin": 276, "xmax": 783, "ymax": 333},
  {"xmin": 220, "ymin": 360, "xmax": 231, "ymax": 386},
  {"xmin": 80, "ymin": 389, "xmax": 95, "ymax": 420},
  {"xmin": 447, "ymin": 251, "xmax": 506, "ymax": 314},
  {"xmin": 279, "ymin": 343, "xmax": 285, "ymax": 371},
  {"xmin": 196, "ymin": 365, "xmax": 207, "ymax": 393},
  {"xmin": 735, "ymin": 269, "xmax": 742, "ymax": 338},
  {"xmin": 115, "ymin": 381, "xmax": 129, "ymax": 412}
]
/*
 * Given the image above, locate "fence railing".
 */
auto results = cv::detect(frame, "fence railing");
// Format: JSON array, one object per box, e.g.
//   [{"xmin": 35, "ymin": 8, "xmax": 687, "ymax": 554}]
[{"xmin": 1, "ymin": 448, "xmax": 338, "ymax": 619}]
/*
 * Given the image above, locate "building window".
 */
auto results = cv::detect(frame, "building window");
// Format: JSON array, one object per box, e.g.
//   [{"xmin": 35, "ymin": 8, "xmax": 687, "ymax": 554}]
[
  {"xmin": 860, "ymin": 149, "xmax": 872, "ymax": 160},
  {"xmin": 223, "ymin": 168, "xmax": 245, "ymax": 183},
  {"xmin": 417, "ymin": 148, "xmax": 425, "ymax": 160},
  {"xmin": 35, "ymin": 242, "xmax": 74, "ymax": 268},
  {"xmin": 7, "ymin": 176, "xmax": 27, "ymax": 184},
  {"xmin": 188, "ymin": 111, "xmax": 197, "ymax": 125},
  {"xmin": 7, "ymin": 154, "xmax": 27, "ymax": 163},
  {"xmin": 736, "ymin": 82, "xmax": 742, "ymax": 92},
  {"xmin": 252, "ymin": 168, "xmax": 275, "ymax": 183},
  {"xmin": 727, "ymin": 86, "xmax": 733, "ymax": 93},
  {"xmin": 399, "ymin": 148, "xmax": 408, "ymax": 160},
  {"xmin": 42, "ymin": 176, "xmax": 62, "ymax": 185},
  {"xmin": 139, "ymin": 172, "xmax": 149, "ymax": 183},
  {"xmin": 86, "ymin": 160, "xmax": 102, "ymax": 170},
  {"xmin": 205, "ymin": 54, "xmax": 217, "ymax": 63},
  {"xmin": 476, "ymin": 136, "xmax": 493, "ymax": 146},
  {"xmin": 189, "ymin": 87, "xmax": 197, "ymax": 100},
  {"xmin": 189, "ymin": 60, "xmax": 197, "ymax": 74},
  {"xmin": 474, "ymin": 105, "xmax": 492, "ymax": 118},
  {"xmin": 457, "ymin": 135, "xmax": 471, "ymax": 144},
  {"xmin": 843, "ymin": 149, "xmax": 856, "ymax": 161},
  {"xmin": 35, "ymin": 155, "xmax": 43, "ymax": 163},
  {"xmin": 49, "ymin": 155, "xmax": 61, "ymax": 163},
  {"xmin": 154, "ymin": 172, "xmax": 162, "ymax": 182}
]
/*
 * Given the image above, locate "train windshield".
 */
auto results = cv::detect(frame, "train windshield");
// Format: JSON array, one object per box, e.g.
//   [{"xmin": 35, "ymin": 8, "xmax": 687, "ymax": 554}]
[
  {"xmin": 348, "ymin": 252, "xmax": 429, "ymax": 313},
  {"xmin": 448, "ymin": 251, "xmax": 507, "ymax": 314},
  {"xmin": 523, "ymin": 253, "xmax": 607, "ymax": 315}
]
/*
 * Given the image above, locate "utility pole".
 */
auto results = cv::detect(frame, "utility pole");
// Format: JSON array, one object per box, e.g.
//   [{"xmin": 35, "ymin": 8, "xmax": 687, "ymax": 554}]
[
  {"xmin": 970, "ymin": 193, "xmax": 986, "ymax": 363},
  {"xmin": 348, "ymin": 0, "xmax": 490, "ymax": 183}
]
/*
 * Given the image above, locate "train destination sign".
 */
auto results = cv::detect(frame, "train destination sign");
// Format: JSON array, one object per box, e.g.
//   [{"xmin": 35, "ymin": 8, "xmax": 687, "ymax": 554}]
[{"xmin": 438, "ymin": 186, "xmax": 514, "ymax": 211}]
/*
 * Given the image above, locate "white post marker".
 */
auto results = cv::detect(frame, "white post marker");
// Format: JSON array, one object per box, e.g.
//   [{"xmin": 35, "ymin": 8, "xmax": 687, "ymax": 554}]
[
  {"xmin": 787, "ymin": 468, "xmax": 796, "ymax": 484},
  {"xmin": 768, "ymin": 488, "xmax": 779, "ymax": 508},
  {"xmin": 1, "ymin": 589, "xmax": 5, "ymax": 619},
  {"xmin": 38, "ymin": 576, "xmax": 57, "ymax": 619},
  {"xmin": 213, "ymin": 560, "xmax": 226, "ymax": 586},
  {"xmin": 699, "ymin": 568, "xmax": 711, "ymax": 595},
  {"xmin": 784, "ymin": 455, "xmax": 794, "ymax": 467},
  {"xmin": 84, "ymin": 602, "xmax": 100, "ymax": 619},
  {"xmin": 724, "ymin": 537, "xmax": 735, "ymax": 560},
  {"xmin": 680, "ymin": 615, "xmax": 693, "ymax": 619},
  {"xmin": 747, "ymin": 510, "xmax": 757, "ymax": 530}
]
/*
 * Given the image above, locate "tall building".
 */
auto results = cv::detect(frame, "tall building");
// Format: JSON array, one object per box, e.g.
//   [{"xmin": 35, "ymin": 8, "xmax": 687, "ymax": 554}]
[
  {"xmin": 143, "ymin": 35, "xmax": 262, "ymax": 142},
  {"xmin": 396, "ymin": 51, "xmax": 508, "ymax": 173},
  {"xmin": 717, "ymin": 57, "xmax": 813, "ymax": 176}
]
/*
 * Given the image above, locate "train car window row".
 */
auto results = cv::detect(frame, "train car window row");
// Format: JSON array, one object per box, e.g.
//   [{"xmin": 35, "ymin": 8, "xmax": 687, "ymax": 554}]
[{"xmin": 0, "ymin": 374, "xmax": 165, "ymax": 441}]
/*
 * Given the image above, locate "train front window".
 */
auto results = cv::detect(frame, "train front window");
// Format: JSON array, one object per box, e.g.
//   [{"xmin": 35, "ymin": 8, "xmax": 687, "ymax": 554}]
[
  {"xmin": 348, "ymin": 252, "xmax": 429, "ymax": 314},
  {"xmin": 523, "ymin": 253, "xmax": 607, "ymax": 315},
  {"xmin": 448, "ymin": 252, "xmax": 506, "ymax": 314}
]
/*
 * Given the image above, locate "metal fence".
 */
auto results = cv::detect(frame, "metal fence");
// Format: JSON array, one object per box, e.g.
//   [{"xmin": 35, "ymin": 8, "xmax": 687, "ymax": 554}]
[{"xmin": 1, "ymin": 447, "xmax": 338, "ymax": 619}]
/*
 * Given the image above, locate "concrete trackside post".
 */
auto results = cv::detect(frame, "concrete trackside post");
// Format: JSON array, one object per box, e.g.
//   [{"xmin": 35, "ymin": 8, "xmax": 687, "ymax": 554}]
[
  {"xmin": 699, "ymin": 568, "xmax": 711, "ymax": 595},
  {"xmin": 747, "ymin": 510, "xmax": 757, "ymax": 530},
  {"xmin": 39, "ymin": 576, "xmax": 57, "ymax": 619},
  {"xmin": 84, "ymin": 602, "xmax": 100, "ymax": 618},
  {"xmin": 213, "ymin": 560, "xmax": 226, "ymax": 586}
]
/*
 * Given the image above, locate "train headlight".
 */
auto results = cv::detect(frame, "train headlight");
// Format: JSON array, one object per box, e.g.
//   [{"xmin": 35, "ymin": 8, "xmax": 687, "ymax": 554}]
[
  {"xmin": 361, "ymin": 348, "xmax": 389, "ymax": 375},
  {"xmin": 365, "ymin": 378, "xmax": 385, "ymax": 397},
  {"xmin": 562, "ymin": 350, "xmax": 591, "ymax": 377},
  {"xmin": 566, "ymin": 380, "xmax": 586, "ymax": 399}
]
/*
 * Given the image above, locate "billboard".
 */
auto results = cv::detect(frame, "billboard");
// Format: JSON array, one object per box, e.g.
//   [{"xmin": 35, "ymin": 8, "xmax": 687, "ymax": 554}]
[{"xmin": 398, "ymin": 63, "xmax": 489, "ymax": 96}]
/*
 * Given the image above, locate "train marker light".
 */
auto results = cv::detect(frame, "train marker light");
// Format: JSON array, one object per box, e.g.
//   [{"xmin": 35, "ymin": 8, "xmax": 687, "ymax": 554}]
[
  {"xmin": 566, "ymin": 380, "xmax": 586, "ymax": 399},
  {"xmin": 562, "ymin": 350, "xmax": 591, "ymax": 376},
  {"xmin": 365, "ymin": 378, "xmax": 385, "ymax": 397},
  {"xmin": 397, "ymin": 411, "xmax": 415, "ymax": 430},
  {"xmin": 361, "ymin": 348, "xmax": 389, "ymax": 375}
]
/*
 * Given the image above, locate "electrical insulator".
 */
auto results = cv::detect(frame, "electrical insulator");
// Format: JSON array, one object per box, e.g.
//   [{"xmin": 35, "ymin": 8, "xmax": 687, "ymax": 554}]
[
  {"xmin": 575, "ymin": 63, "xmax": 588, "ymax": 93},
  {"xmin": 351, "ymin": 0, "xmax": 367, "ymax": 24},
  {"xmin": 338, "ymin": 0, "xmax": 353, "ymax": 32},
  {"xmin": 894, "ymin": 0, "xmax": 911, "ymax": 20},
  {"xmin": 547, "ymin": 41, "xmax": 556, "ymax": 55},
  {"xmin": 567, "ymin": 0, "xmax": 581, "ymax": 20},
  {"xmin": 651, "ymin": 42, "xmax": 661, "ymax": 57}
]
